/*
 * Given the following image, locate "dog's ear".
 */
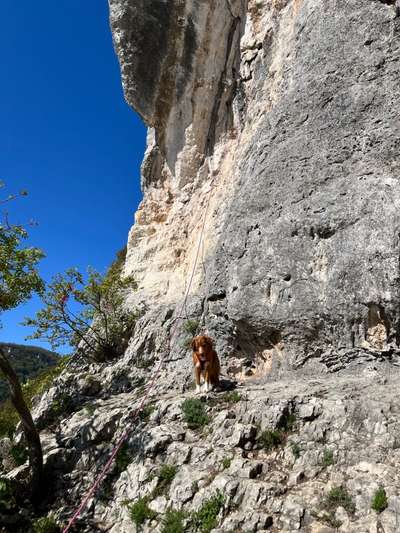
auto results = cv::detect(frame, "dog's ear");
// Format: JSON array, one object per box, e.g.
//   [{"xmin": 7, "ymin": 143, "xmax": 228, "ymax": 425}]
[
  {"xmin": 191, "ymin": 337, "xmax": 197, "ymax": 350},
  {"xmin": 205, "ymin": 335, "xmax": 214, "ymax": 348}
]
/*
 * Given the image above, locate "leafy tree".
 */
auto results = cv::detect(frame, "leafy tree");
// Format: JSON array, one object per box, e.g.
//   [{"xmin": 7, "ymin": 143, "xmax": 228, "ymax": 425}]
[
  {"xmin": 0, "ymin": 183, "xmax": 44, "ymax": 501},
  {"xmin": 25, "ymin": 265, "xmax": 138, "ymax": 361}
]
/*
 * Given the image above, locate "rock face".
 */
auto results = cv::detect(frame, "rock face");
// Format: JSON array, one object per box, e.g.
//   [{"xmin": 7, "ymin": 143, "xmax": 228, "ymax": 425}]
[{"xmin": 109, "ymin": 0, "xmax": 400, "ymax": 372}]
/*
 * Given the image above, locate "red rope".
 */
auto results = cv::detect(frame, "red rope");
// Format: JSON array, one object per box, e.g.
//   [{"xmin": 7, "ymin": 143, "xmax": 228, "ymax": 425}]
[{"xmin": 62, "ymin": 185, "xmax": 213, "ymax": 532}]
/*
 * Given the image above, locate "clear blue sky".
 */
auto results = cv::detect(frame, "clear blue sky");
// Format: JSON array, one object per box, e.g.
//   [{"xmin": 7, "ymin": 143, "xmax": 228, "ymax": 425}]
[{"xmin": 0, "ymin": 2, "xmax": 146, "ymax": 352}]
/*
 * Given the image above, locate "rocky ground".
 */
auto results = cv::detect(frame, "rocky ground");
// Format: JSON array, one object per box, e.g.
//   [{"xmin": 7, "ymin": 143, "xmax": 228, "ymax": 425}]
[{"xmin": 3, "ymin": 353, "xmax": 400, "ymax": 532}]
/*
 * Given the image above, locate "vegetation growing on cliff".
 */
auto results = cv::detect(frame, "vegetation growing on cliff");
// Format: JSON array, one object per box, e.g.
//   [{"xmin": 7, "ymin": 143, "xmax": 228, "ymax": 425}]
[{"xmin": 25, "ymin": 265, "xmax": 137, "ymax": 361}]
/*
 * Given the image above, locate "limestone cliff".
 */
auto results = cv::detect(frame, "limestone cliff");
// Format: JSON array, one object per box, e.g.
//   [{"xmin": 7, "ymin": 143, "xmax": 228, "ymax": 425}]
[{"xmin": 110, "ymin": 0, "xmax": 400, "ymax": 375}]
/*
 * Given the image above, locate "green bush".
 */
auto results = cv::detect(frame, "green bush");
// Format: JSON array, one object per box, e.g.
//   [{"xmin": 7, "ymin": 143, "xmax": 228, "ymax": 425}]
[
  {"xmin": 322, "ymin": 486, "xmax": 355, "ymax": 514},
  {"xmin": 183, "ymin": 320, "xmax": 199, "ymax": 336},
  {"xmin": 257, "ymin": 429, "xmax": 285, "ymax": 451},
  {"xmin": 128, "ymin": 497, "xmax": 156, "ymax": 528},
  {"xmin": 32, "ymin": 515, "xmax": 60, "ymax": 533},
  {"xmin": 161, "ymin": 508, "xmax": 187, "ymax": 533},
  {"xmin": 181, "ymin": 399, "xmax": 209, "ymax": 429},
  {"xmin": 220, "ymin": 391, "xmax": 241, "ymax": 404},
  {"xmin": 138, "ymin": 403, "xmax": 155, "ymax": 422},
  {"xmin": 371, "ymin": 487, "xmax": 388, "ymax": 513},
  {"xmin": 321, "ymin": 448, "xmax": 334, "ymax": 467},
  {"xmin": 221, "ymin": 457, "xmax": 232, "ymax": 470},
  {"xmin": 191, "ymin": 490, "xmax": 225, "ymax": 532},
  {"xmin": 152, "ymin": 464, "xmax": 178, "ymax": 497}
]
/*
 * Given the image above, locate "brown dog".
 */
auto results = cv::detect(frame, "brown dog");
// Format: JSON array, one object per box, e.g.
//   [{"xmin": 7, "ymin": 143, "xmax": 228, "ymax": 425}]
[{"xmin": 191, "ymin": 335, "xmax": 220, "ymax": 393}]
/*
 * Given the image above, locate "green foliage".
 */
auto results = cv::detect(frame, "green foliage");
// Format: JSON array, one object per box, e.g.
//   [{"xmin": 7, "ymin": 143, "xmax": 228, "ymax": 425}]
[
  {"xmin": 371, "ymin": 487, "xmax": 388, "ymax": 513},
  {"xmin": 24, "ymin": 266, "xmax": 138, "ymax": 361},
  {"xmin": 161, "ymin": 508, "xmax": 187, "ymax": 533},
  {"xmin": 128, "ymin": 497, "xmax": 156, "ymax": 528},
  {"xmin": 291, "ymin": 443, "xmax": 301, "ymax": 459},
  {"xmin": 0, "ymin": 357, "xmax": 68, "ymax": 438},
  {"xmin": 32, "ymin": 514, "xmax": 60, "ymax": 533},
  {"xmin": 115, "ymin": 443, "xmax": 133, "ymax": 474},
  {"xmin": 181, "ymin": 398, "xmax": 210, "ymax": 429},
  {"xmin": 10, "ymin": 443, "xmax": 28, "ymax": 466},
  {"xmin": 152, "ymin": 464, "xmax": 178, "ymax": 497},
  {"xmin": 220, "ymin": 391, "xmax": 241, "ymax": 404},
  {"xmin": 183, "ymin": 319, "xmax": 199, "ymax": 337},
  {"xmin": 191, "ymin": 490, "xmax": 225, "ymax": 532},
  {"xmin": 221, "ymin": 457, "xmax": 232, "ymax": 470},
  {"xmin": 322, "ymin": 486, "xmax": 355, "ymax": 515},
  {"xmin": 318, "ymin": 512, "xmax": 342, "ymax": 529},
  {"xmin": 0, "ymin": 224, "xmax": 44, "ymax": 314},
  {"xmin": 257, "ymin": 429, "xmax": 285, "ymax": 451},
  {"xmin": 138, "ymin": 403, "xmax": 155, "ymax": 422},
  {"xmin": 321, "ymin": 448, "xmax": 334, "ymax": 467}
]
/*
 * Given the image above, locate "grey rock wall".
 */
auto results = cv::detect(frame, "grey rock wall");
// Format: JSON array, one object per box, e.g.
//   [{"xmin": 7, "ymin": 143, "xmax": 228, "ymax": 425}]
[{"xmin": 110, "ymin": 0, "xmax": 400, "ymax": 373}]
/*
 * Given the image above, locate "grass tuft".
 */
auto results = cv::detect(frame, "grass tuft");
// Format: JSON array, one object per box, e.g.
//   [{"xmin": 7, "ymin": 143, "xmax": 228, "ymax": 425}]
[
  {"xmin": 181, "ymin": 398, "xmax": 209, "ymax": 429},
  {"xmin": 128, "ymin": 497, "xmax": 156, "ymax": 528},
  {"xmin": 321, "ymin": 486, "xmax": 355, "ymax": 515},
  {"xmin": 191, "ymin": 490, "xmax": 225, "ymax": 532},
  {"xmin": 161, "ymin": 508, "xmax": 187, "ymax": 533},
  {"xmin": 371, "ymin": 487, "xmax": 388, "ymax": 514}
]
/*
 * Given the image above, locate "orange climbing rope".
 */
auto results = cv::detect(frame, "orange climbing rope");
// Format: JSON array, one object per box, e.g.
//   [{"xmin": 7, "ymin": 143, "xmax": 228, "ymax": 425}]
[{"xmin": 62, "ymin": 178, "xmax": 214, "ymax": 533}]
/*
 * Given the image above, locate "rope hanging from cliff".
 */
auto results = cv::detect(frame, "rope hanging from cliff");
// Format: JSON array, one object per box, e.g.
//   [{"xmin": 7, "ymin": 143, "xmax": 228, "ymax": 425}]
[{"xmin": 62, "ymin": 174, "xmax": 215, "ymax": 533}]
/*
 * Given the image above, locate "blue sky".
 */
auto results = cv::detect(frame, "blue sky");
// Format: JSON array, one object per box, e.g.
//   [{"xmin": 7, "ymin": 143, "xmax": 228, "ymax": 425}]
[{"xmin": 0, "ymin": 2, "xmax": 146, "ymax": 352}]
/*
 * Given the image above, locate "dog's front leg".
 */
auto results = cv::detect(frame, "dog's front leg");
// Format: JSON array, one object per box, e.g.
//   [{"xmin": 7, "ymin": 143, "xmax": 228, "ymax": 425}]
[
  {"xmin": 203, "ymin": 363, "xmax": 211, "ymax": 392},
  {"xmin": 195, "ymin": 363, "xmax": 202, "ymax": 394}
]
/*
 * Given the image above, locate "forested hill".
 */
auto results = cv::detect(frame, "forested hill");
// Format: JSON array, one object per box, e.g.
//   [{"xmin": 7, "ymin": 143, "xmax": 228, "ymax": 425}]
[{"xmin": 0, "ymin": 343, "xmax": 58, "ymax": 401}]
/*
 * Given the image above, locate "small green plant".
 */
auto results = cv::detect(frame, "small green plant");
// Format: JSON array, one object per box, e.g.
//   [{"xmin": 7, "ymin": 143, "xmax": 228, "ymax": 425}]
[
  {"xmin": 191, "ymin": 490, "xmax": 225, "ymax": 532},
  {"xmin": 291, "ymin": 442, "xmax": 301, "ymax": 459},
  {"xmin": 220, "ymin": 391, "xmax": 241, "ymax": 403},
  {"xmin": 115, "ymin": 443, "xmax": 133, "ymax": 474},
  {"xmin": 221, "ymin": 457, "xmax": 232, "ymax": 470},
  {"xmin": 10, "ymin": 443, "xmax": 28, "ymax": 466},
  {"xmin": 139, "ymin": 403, "xmax": 155, "ymax": 422},
  {"xmin": 319, "ymin": 512, "xmax": 342, "ymax": 529},
  {"xmin": 128, "ymin": 497, "xmax": 156, "ymax": 528},
  {"xmin": 135, "ymin": 357, "xmax": 155, "ymax": 369},
  {"xmin": 183, "ymin": 320, "xmax": 199, "ymax": 336},
  {"xmin": 161, "ymin": 508, "xmax": 187, "ymax": 533},
  {"xmin": 371, "ymin": 487, "xmax": 388, "ymax": 513},
  {"xmin": 181, "ymin": 398, "xmax": 209, "ymax": 429},
  {"xmin": 321, "ymin": 448, "xmax": 334, "ymax": 467},
  {"xmin": 322, "ymin": 486, "xmax": 355, "ymax": 515},
  {"xmin": 85, "ymin": 403, "xmax": 95, "ymax": 415},
  {"xmin": 152, "ymin": 464, "xmax": 178, "ymax": 497},
  {"xmin": 32, "ymin": 514, "xmax": 60, "ymax": 533},
  {"xmin": 257, "ymin": 429, "xmax": 285, "ymax": 451}
]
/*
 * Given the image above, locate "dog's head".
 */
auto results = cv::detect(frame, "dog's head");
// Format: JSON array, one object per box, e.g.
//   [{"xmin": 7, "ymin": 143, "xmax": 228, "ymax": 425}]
[{"xmin": 191, "ymin": 335, "xmax": 214, "ymax": 360}]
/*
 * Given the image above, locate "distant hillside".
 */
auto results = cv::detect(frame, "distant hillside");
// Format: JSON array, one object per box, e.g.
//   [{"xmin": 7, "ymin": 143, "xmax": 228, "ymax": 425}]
[{"xmin": 0, "ymin": 343, "xmax": 59, "ymax": 402}]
